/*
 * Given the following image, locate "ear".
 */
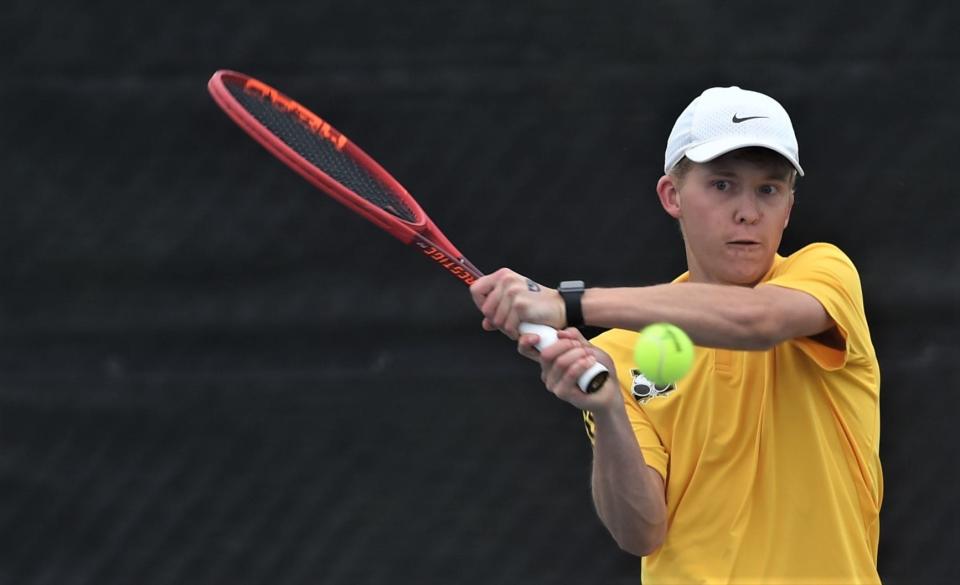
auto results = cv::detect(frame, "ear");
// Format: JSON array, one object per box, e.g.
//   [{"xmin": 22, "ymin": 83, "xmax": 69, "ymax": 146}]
[{"xmin": 657, "ymin": 175, "xmax": 682, "ymax": 219}]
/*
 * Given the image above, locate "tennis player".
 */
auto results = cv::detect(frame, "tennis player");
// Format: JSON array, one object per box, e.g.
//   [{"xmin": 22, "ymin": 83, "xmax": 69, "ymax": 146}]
[{"xmin": 470, "ymin": 86, "xmax": 882, "ymax": 584}]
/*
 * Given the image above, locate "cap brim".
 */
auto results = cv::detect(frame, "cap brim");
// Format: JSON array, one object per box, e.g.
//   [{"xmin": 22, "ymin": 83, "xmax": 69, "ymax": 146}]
[{"xmin": 685, "ymin": 137, "xmax": 804, "ymax": 176}]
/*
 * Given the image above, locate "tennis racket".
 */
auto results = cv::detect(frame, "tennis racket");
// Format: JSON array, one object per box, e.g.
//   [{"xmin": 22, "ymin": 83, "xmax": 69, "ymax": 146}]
[{"xmin": 207, "ymin": 70, "xmax": 608, "ymax": 393}]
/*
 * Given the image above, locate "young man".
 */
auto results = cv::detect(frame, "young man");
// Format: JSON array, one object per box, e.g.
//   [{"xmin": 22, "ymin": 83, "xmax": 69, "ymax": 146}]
[{"xmin": 470, "ymin": 87, "xmax": 882, "ymax": 584}]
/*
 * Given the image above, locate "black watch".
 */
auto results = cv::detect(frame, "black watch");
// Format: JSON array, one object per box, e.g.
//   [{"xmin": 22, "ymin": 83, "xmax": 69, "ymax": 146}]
[{"xmin": 558, "ymin": 280, "xmax": 586, "ymax": 328}]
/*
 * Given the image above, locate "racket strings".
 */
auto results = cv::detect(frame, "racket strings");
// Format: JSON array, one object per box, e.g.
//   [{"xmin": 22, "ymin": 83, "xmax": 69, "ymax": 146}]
[{"xmin": 227, "ymin": 83, "xmax": 417, "ymax": 222}]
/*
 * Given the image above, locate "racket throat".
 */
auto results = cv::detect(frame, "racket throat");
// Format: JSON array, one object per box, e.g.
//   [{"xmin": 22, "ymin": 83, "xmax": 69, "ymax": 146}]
[{"xmin": 412, "ymin": 239, "xmax": 482, "ymax": 285}]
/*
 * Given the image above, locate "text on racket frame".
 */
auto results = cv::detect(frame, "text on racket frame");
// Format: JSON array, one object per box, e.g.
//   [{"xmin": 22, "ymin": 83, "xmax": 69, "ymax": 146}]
[
  {"xmin": 415, "ymin": 242, "xmax": 477, "ymax": 284},
  {"xmin": 243, "ymin": 79, "xmax": 348, "ymax": 151}
]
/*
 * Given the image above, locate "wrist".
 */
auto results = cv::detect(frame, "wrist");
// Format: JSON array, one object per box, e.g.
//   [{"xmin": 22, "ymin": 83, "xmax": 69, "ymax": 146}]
[
  {"xmin": 558, "ymin": 280, "xmax": 586, "ymax": 328},
  {"xmin": 587, "ymin": 389, "xmax": 629, "ymax": 425}
]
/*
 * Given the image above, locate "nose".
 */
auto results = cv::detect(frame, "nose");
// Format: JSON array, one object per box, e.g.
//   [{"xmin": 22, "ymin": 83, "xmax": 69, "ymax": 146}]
[{"xmin": 734, "ymin": 194, "xmax": 761, "ymax": 225}]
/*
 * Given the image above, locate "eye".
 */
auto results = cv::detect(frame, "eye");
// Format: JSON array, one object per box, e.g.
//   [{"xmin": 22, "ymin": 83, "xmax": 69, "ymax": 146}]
[
  {"xmin": 712, "ymin": 180, "xmax": 730, "ymax": 191},
  {"xmin": 759, "ymin": 184, "xmax": 778, "ymax": 195}
]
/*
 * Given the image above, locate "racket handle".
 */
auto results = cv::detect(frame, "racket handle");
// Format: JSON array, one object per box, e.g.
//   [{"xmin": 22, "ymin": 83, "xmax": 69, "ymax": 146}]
[{"xmin": 518, "ymin": 322, "xmax": 609, "ymax": 393}]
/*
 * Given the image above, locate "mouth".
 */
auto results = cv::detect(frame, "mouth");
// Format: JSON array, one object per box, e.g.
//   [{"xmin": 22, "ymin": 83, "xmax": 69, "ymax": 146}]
[{"xmin": 725, "ymin": 240, "xmax": 763, "ymax": 254}]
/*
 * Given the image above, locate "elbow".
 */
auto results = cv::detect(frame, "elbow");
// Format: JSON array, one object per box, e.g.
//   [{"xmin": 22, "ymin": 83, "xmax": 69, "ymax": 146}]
[
  {"xmin": 613, "ymin": 521, "xmax": 667, "ymax": 557},
  {"xmin": 601, "ymin": 501, "xmax": 667, "ymax": 557},
  {"xmin": 736, "ymin": 302, "xmax": 782, "ymax": 350}
]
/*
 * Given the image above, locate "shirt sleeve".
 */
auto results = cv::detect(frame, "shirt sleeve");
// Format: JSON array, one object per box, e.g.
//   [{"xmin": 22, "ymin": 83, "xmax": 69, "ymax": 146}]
[
  {"xmin": 764, "ymin": 243, "xmax": 870, "ymax": 371},
  {"xmin": 588, "ymin": 329, "xmax": 670, "ymax": 480}
]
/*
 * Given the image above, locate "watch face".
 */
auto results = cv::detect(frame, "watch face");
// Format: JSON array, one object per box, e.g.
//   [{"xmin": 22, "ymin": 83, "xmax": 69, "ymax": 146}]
[{"xmin": 560, "ymin": 280, "xmax": 585, "ymax": 292}]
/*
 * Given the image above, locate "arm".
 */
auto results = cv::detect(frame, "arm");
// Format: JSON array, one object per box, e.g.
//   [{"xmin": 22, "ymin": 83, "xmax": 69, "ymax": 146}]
[
  {"xmin": 584, "ymin": 283, "xmax": 835, "ymax": 350},
  {"xmin": 525, "ymin": 328, "xmax": 667, "ymax": 555},
  {"xmin": 591, "ymin": 397, "xmax": 668, "ymax": 556},
  {"xmin": 470, "ymin": 269, "xmax": 835, "ymax": 350}
]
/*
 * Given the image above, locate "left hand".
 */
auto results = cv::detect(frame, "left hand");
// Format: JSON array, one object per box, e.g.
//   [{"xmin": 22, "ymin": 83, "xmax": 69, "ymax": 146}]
[
  {"xmin": 469, "ymin": 268, "xmax": 565, "ymax": 338},
  {"xmin": 522, "ymin": 327, "xmax": 621, "ymax": 410}
]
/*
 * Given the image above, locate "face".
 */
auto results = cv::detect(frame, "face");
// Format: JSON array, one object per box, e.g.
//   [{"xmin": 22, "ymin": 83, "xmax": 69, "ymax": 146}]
[{"xmin": 656, "ymin": 154, "xmax": 795, "ymax": 286}]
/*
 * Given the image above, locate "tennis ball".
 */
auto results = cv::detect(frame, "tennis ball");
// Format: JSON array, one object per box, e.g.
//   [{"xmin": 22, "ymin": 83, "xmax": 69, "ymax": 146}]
[{"xmin": 633, "ymin": 323, "xmax": 695, "ymax": 386}]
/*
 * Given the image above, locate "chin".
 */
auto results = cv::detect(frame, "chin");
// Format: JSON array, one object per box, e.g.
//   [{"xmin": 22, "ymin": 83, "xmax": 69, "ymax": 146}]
[{"xmin": 722, "ymin": 266, "xmax": 767, "ymax": 287}]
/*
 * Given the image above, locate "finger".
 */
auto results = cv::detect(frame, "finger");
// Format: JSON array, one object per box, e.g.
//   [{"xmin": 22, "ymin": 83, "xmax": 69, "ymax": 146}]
[
  {"xmin": 539, "ymin": 337, "xmax": 586, "ymax": 362},
  {"xmin": 480, "ymin": 284, "xmax": 504, "ymax": 325},
  {"xmin": 469, "ymin": 273, "xmax": 497, "ymax": 304},
  {"xmin": 517, "ymin": 334, "xmax": 541, "ymax": 361},
  {"xmin": 545, "ymin": 345, "xmax": 593, "ymax": 389},
  {"xmin": 503, "ymin": 302, "xmax": 522, "ymax": 339},
  {"xmin": 492, "ymin": 285, "xmax": 519, "ymax": 334},
  {"xmin": 555, "ymin": 354, "xmax": 600, "ymax": 400},
  {"xmin": 562, "ymin": 354, "xmax": 596, "ymax": 386},
  {"xmin": 557, "ymin": 327, "xmax": 588, "ymax": 343},
  {"xmin": 469, "ymin": 280, "xmax": 490, "ymax": 312}
]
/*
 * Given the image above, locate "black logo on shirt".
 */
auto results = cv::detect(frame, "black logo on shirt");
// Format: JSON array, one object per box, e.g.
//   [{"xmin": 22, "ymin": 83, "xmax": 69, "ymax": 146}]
[{"xmin": 631, "ymin": 369, "xmax": 676, "ymax": 403}]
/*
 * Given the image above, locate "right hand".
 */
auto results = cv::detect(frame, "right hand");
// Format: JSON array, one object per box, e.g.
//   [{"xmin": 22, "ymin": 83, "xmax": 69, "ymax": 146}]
[{"xmin": 469, "ymin": 268, "xmax": 565, "ymax": 339}]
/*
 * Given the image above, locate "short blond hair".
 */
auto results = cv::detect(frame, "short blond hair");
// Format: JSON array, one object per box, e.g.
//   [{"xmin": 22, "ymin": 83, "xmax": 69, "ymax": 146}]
[{"xmin": 669, "ymin": 147, "xmax": 798, "ymax": 188}]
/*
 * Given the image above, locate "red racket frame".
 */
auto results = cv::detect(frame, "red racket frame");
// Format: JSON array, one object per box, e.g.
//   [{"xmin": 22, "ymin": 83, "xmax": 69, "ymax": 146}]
[
  {"xmin": 207, "ymin": 70, "xmax": 609, "ymax": 393},
  {"xmin": 207, "ymin": 69, "xmax": 482, "ymax": 286}
]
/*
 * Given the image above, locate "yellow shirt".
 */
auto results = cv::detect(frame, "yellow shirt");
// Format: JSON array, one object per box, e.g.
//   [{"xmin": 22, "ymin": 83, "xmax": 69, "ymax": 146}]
[{"xmin": 589, "ymin": 243, "xmax": 882, "ymax": 584}]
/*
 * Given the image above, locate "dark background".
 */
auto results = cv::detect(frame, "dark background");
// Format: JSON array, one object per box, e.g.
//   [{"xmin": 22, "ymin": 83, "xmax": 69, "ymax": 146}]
[{"xmin": 2, "ymin": 1, "xmax": 958, "ymax": 584}]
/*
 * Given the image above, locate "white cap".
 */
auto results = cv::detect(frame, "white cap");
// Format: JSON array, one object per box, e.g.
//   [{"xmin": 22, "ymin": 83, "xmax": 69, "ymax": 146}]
[{"xmin": 664, "ymin": 86, "xmax": 803, "ymax": 176}]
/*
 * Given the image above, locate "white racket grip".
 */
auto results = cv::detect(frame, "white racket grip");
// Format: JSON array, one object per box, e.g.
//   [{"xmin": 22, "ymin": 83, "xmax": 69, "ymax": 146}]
[{"xmin": 518, "ymin": 322, "xmax": 609, "ymax": 393}]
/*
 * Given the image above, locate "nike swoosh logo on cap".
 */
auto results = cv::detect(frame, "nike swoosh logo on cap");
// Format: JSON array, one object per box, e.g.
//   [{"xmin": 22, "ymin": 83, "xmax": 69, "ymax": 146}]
[{"xmin": 732, "ymin": 114, "xmax": 768, "ymax": 123}]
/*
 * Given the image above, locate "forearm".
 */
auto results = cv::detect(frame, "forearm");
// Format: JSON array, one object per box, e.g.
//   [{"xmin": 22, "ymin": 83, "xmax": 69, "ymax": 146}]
[
  {"xmin": 583, "ymin": 283, "xmax": 779, "ymax": 349},
  {"xmin": 591, "ymin": 403, "xmax": 667, "ymax": 556}
]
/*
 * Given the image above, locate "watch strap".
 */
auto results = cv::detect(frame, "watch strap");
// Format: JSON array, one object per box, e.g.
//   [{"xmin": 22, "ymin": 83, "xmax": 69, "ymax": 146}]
[{"xmin": 558, "ymin": 280, "xmax": 585, "ymax": 328}]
